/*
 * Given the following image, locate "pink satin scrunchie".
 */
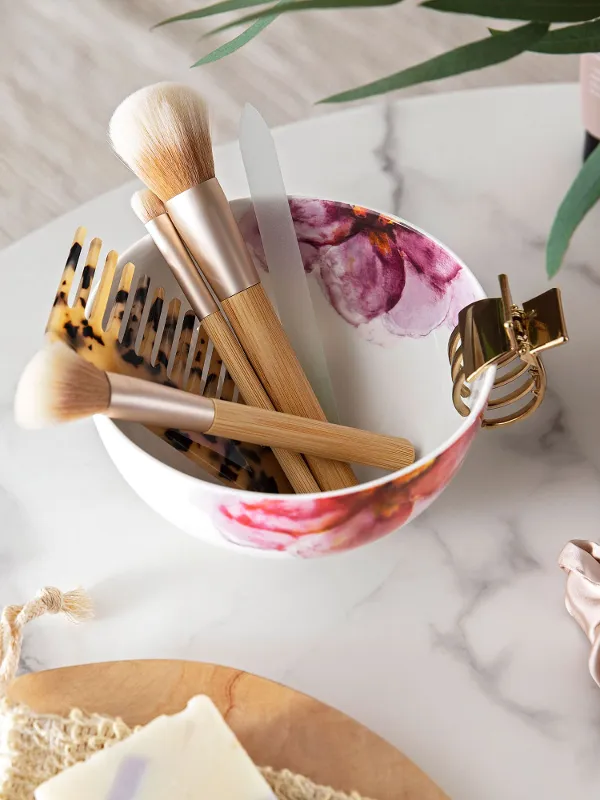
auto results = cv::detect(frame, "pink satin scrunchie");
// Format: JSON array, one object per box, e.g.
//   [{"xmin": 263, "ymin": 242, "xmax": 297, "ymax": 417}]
[{"xmin": 559, "ymin": 540, "xmax": 600, "ymax": 686}]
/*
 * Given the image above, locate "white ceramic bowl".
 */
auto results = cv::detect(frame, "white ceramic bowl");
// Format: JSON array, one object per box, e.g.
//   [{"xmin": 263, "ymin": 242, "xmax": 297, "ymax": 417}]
[{"xmin": 96, "ymin": 198, "xmax": 494, "ymax": 558}]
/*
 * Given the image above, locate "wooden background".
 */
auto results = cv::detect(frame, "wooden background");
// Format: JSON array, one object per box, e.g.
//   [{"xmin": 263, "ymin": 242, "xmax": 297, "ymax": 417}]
[{"xmin": 0, "ymin": 0, "xmax": 578, "ymax": 249}]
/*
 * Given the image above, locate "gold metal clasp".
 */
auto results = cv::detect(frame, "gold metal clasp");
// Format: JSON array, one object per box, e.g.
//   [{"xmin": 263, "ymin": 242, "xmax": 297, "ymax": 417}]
[{"xmin": 448, "ymin": 275, "xmax": 568, "ymax": 428}]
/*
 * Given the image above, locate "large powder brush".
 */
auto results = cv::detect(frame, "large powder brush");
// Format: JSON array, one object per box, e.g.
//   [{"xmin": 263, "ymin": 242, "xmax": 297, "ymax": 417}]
[{"xmin": 109, "ymin": 83, "xmax": 358, "ymax": 492}]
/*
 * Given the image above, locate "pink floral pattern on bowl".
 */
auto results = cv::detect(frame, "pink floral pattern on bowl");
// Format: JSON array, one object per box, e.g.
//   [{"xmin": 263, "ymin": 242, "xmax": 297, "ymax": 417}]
[
  {"xmin": 216, "ymin": 420, "xmax": 478, "ymax": 557},
  {"xmin": 201, "ymin": 198, "xmax": 488, "ymax": 557},
  {"xmin": 238, "ymin": 198, "xmax": 476, "ymax": 344}
]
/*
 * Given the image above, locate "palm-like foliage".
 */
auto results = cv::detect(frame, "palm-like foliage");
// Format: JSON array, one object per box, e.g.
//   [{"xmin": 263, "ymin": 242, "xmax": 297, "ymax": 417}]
[{"xmin": 157, "ymin": 0, "xmax": 600, "ymax": 276}]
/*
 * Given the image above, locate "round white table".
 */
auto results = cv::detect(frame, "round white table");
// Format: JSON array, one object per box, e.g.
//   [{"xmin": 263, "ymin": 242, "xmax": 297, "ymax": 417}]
[{"xmin": 1, "ymin": 84, "xmax": 598, "ymax": 799}]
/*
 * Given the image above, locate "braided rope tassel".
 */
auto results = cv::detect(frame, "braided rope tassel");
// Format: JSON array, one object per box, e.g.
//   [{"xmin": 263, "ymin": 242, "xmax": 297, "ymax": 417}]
[{"xmin": 0, "ymin": 588, "xmax": 93, "ymax": 691}]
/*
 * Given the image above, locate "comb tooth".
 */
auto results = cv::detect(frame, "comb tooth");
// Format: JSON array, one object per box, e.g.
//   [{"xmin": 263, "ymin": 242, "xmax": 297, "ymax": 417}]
[
  {"xmin": 186, "ymin": 370, "xmax": 202, "ymax": 395},
  {"xmin": 52, "ymin": 227, "xmax": 86, "ymax": 309},
  {"xmin": 88, "ymin": 250, "xmax": 118, "ymax": 330},
  {"xmin": 218, "ymin": 365, "xmax": 238, "ymax": 403},
  {"xmin": 72, "ymin": 226, "xmax": 87, "ymax": 247},
  {"xmin": 156, "ymin": 297, "xmax": 181, "ymax": 375},
  {"xmin": 107, "ymin": 262, "xmax": 135, "ymax": 336},
  {"xmin": 121, "ymin": 274, "xmax": 151, "ymax": 351},
  {"xmin": 196, "ymin": 341, "xmax": 222, "ymax": 399},
  {"xmin": 185, "ymin": 323, "xmax": 211, "ymax": 395},
  {"xmin": 139, "ymin": 288, "xmax": 165, "ymax": 363},
  {"xmin": 203, "ymin": 346, "xmax": 235, "ymax": 402},
  {"xmin": 171, "ymin": 311, "xmax": 196, "ymax": 389},
  {"xmin": 75, "ymin": 237, "xmax": 101, "ymax": 310},
  {"xmin": 195, "ymin": 326, "xmax": 211, "ymax": 368}
]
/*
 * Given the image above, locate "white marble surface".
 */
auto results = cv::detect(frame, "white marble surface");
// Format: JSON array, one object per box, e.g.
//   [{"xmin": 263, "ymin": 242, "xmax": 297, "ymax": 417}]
[{"xmin": 0, "ymin": 83, "xmax": 599, "ymax": 799}]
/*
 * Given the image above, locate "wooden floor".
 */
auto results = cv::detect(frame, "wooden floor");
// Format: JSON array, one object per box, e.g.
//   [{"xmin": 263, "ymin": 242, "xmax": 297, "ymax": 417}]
[{"xmin": 0, "ymin": 0, "xmax": 578, "ymax": 248}]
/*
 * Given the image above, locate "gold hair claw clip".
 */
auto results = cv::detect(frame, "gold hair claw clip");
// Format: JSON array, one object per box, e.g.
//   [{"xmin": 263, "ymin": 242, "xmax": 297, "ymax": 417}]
[{"xmin": 448, "ymin": 275, "xmax": 568, "ymax": 428}]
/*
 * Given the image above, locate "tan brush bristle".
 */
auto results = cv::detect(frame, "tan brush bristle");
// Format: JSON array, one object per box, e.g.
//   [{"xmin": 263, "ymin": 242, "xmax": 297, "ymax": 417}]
[
  {"xmin": 131, "ymin": 188, "xmax": 166, "ymax": 224},
  {"xmin": 14, "ymin": 341, "xmax": 111, "ymax": 429},
  {"xmin": 110, "ymin": 82, "xmax": 214, "ymax": 201}
]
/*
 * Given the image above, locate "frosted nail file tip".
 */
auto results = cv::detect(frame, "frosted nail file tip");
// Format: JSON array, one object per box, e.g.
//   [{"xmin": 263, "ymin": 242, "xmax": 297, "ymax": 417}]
[
  {"xmin": 239, "ymin": 104, "xmax": 340, "ymax": 424},
  {"xmin": 34, "ymin": 695, "xmax": 277, "ymax": 799}
]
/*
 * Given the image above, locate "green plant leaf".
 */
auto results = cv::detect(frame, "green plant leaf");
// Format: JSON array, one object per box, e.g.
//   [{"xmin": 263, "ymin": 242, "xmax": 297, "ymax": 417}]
[
  {"xmin": 319, "ymin": 22, "xmax": 548, "ymax": 104},
  {"xmin": 491, "ymin": 19, "xmax": 600, "ymax": 52},
  {"xmin": 547, "ymin": 146, "xmax": 600, "ymax": 277},
  {"xmin": 422, "ymin": 0, "xmax": 600, "ymax": 23},
  {"xmin": 154, "ymin": 0, "xmax": 273, "ymax": 27},
  {"xmin": 192, "ymin": 1, "xmax": 283, "ymax": 64},
  {"xmin": 211, "ymin": 0, "xmax": 404, "ymax": 31},
  {"xmin": 532, "ymin": 19, "xmax": 600, "ymax": 52}
]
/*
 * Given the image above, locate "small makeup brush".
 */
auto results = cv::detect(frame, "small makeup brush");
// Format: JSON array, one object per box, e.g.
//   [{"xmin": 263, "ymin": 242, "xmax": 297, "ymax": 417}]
[
  {"xmin": 110, "ymin": 83, "xmax": 358, "ymax": 492},
  {"xmin": 131, "ymin": 188, "xmax": 319, "ymax": 494},
  {"xmin": 15, "ymin": 342, "xmax": 415, "ymax": 473}
]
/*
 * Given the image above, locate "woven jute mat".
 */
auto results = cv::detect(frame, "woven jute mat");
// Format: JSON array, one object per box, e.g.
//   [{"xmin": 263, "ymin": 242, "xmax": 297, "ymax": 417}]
[{"xmin": 0, "ymin": 587, "xmax": 372, "ymax": 800}]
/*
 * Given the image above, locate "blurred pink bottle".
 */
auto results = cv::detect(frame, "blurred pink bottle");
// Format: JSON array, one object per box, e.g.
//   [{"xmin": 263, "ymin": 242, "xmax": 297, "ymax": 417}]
[{"xmin": 581, "ymin": 54, "xmax": 600, "ymax": 160}]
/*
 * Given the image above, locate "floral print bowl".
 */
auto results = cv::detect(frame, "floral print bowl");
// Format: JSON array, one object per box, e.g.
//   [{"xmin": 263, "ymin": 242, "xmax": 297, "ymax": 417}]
[{"xmin": 96, "ymin": 198, "xmax": 495, "ymax": 558}]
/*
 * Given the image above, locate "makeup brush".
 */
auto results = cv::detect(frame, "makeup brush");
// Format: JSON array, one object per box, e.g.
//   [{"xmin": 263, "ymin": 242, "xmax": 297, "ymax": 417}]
[
  {"xmin": 131, "ymin": 188, "xmax": 319, "ymax": 494},
  {"xmin": 15, "ymin": 342, "xmax": 415, "ymax": 473},
  {"xmin": 110, "ymin": 83, "xmax": 358, "ymax": 492}
]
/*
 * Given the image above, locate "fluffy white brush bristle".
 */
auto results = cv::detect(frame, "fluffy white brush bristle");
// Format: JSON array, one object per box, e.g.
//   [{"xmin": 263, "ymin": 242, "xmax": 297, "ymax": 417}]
[
  {"xmin": 110, "ymin": 82, "xmax": 215, "ymax": 202},
  {"xmin": 15, "ymin": 341, "xmax": 111, "ymax": 429},
  {"xmin": 131, "ymin": 188, "xmax": 166, "ymax": 224}
]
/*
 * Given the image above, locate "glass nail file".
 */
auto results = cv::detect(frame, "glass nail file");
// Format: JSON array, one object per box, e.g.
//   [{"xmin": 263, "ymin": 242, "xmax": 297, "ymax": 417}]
[{"xmin": 239, "ymin": 104, "xmax": 340, "ymax": 424}]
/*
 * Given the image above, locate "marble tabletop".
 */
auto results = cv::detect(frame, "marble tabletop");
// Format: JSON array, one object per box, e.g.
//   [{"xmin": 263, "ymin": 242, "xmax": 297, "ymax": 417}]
[{"xmin": 1, "ymin": 83, "xmax": 599, "ymax": 799}]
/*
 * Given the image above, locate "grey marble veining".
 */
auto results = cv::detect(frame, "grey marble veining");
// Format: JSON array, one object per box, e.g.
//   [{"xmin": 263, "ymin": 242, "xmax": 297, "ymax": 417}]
[
  {"xmin": 0, "ymin": 85, "xmax": 599, "ymax": 799},
  {"xmin": 373, "ymin": 103, "xmax": 405, "ymax": 218}
]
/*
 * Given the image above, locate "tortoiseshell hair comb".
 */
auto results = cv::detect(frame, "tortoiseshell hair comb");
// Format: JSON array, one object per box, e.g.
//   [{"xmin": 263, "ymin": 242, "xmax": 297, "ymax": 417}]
[{"xmin": 45, "ymin": 228, "xmax": 293, "ymax": 493}]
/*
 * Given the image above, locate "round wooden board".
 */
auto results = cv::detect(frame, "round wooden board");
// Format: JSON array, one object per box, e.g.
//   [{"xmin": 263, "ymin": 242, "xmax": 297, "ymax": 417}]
[{"xmin": 9, "ymin": 660, "xmax": 447, "ymax": 800}]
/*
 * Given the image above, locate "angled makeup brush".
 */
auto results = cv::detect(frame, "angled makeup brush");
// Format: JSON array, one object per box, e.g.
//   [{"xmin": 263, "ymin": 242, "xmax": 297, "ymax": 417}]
[
  {"xmin": 131, "ymin": 188, "xmax": 319, "ymax": 494},
  {"xmin": 15, "ymin": 342, "xmax": 415, "ymax": 473},
  {"xmin": 110, "ymin": 83, "xmax": 358, "ymax": 492}
]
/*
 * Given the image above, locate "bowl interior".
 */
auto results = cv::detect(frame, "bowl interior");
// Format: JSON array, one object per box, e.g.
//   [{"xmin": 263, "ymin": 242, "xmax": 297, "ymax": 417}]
[{"xmin": 110, "ymin": 197, "xmax": 487, "ymax": 488}]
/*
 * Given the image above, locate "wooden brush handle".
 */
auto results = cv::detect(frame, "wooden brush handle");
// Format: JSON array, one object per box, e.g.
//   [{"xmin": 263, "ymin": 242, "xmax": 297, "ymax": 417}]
[
  {"xmin": 222, "ymin": 284, "xmax": 358, "ymax": 491},
  {"xmin": 208, "ymin": 400, "xmax": 415, "ymax": 472},
  {"xmin": 203, "ymin": 311, "xmax": 319, "ymax": 494}
]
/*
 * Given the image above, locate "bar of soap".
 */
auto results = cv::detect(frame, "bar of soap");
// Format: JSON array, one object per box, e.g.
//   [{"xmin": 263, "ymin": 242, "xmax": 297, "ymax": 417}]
[{"xmin": 34, "ymin": 695, "xmax": 276, "ymax": 799}]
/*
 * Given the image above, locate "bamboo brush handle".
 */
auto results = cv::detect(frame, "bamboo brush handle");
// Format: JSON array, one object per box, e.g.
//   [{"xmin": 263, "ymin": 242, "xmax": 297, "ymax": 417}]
[
  {"xmin": 221, "ymin": 283, "xmax": 358, "ymax": 491},
  {"xmin": 208, "ymin": 400, "xmax": 415, "ymax": 471},
  {"xmin": 202, "ymin": 311, "xmax": 319, "ymax": 494}
]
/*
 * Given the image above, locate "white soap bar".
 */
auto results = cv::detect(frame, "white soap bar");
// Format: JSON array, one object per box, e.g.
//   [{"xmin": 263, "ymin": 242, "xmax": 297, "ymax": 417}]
[{"xmin": 35, "ymin": 695, "xmax": 276, "ymax": 800}]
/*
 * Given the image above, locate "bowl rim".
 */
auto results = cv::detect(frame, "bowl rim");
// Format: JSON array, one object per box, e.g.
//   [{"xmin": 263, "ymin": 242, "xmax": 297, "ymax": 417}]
[{"xmin": 97, "ymin": 198, "xmax": 496, "ymax": 501}]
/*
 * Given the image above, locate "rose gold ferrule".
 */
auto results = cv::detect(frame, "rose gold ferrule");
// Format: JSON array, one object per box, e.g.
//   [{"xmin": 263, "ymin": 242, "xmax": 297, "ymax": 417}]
[
  {"xmin": 165, "ymin": 178, "xmax": 259, "ymax": 301},
  {"xmin": 107, "ymin": 373, "xmax": 216, "ymax": 431},
  {"xmin": 146, "ymin": 214, "xmax": 218, "ymax": 321}
]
